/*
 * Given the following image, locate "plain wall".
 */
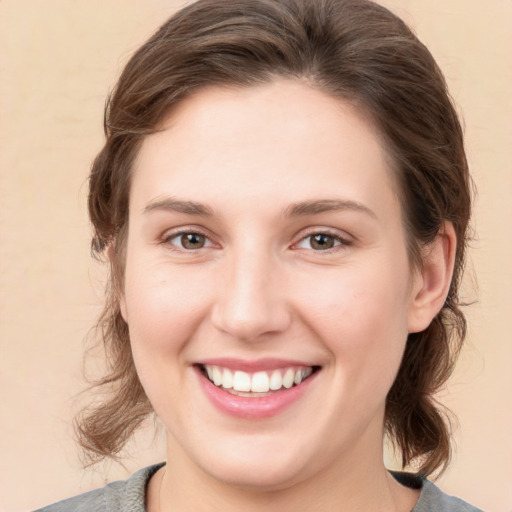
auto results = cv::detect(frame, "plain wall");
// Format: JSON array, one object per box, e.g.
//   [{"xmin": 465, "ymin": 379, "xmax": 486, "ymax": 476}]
[{"xmin": 0, "ymin": 1, "xmax": 510, "ymax": 510}]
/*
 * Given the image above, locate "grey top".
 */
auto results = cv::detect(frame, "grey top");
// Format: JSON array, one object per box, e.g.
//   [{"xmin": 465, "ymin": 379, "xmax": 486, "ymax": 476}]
[{"xmin": 33, "ymin": 463, "xmax": 484, "ymax": 512}]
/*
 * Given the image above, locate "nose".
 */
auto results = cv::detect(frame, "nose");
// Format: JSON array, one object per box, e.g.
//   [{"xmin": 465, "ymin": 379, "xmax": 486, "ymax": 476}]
[{"xmin": 211, "ymin": 247, "xmax": 291, "ymax": 341}]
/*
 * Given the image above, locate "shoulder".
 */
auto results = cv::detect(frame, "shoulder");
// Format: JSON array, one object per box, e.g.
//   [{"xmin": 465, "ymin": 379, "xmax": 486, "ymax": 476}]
[
  {"xmin": 391, "ymin": 472, "xmax": 485, "ymax": 512},
  {"xmin": 415, "ymin": 479, "xmax": 485, "ymax": 512},
  {"xmin": 33, "ymin": 463, "xmax": 164, "ymax": 512}
]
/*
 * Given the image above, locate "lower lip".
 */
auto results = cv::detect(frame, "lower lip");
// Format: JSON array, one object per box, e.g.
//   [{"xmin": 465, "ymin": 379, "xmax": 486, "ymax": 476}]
[{"xmin": 196, "ymin": 367, "xmax": 318, "ymax": 419}]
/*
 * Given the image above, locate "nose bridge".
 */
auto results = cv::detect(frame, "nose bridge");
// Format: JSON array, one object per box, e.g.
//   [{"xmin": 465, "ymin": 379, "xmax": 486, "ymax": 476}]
[{"xmin": 212, "ymin": 240, "xmax": 290, "ymax": 340}]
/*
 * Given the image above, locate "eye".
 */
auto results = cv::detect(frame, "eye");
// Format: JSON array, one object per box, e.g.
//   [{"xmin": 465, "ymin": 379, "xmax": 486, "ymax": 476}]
[
  {"xmin": 295, "ymin": 232, "xmax": 347, "ymax": 251},
  {"xmin": 165, "ymin": 231, "xmax": 213, "ymax": 250}
]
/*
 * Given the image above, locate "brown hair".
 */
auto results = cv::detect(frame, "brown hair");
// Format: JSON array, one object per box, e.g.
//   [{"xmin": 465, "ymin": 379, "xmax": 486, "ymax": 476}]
[{"xmin": 78, "ymin": 0, "xmax": 472, "ymax": 477}]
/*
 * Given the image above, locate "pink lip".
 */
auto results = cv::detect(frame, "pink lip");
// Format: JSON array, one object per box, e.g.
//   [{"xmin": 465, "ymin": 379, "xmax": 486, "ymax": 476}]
[
  {"xmin": 195, "ymin": 365, "xmax": 319, "ymax": 419},
  {"xmin": 197, "ymin": 357, "xmax": 316, "ymax": 372}
]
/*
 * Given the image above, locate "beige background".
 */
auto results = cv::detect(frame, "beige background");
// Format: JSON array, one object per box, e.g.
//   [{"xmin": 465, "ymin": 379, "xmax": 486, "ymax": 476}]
[{"xmin": 0, "ymin": 1, "xmax": 510, "ymax": 511}]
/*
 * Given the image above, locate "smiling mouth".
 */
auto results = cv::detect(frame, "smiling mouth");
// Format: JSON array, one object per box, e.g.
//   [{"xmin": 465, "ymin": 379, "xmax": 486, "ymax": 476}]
[{"xmin": 198, "ymin": 364, "xmax": 320, "ymax": 397}]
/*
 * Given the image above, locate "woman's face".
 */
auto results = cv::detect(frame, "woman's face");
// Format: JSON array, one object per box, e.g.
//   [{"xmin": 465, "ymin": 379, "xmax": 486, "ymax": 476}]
[{"xmin": 120, "ymin": 80, "xmax": 425, "ymax": 490}]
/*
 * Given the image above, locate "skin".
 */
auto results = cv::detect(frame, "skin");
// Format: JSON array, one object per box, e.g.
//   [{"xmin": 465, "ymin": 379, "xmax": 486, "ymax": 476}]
[{"xmin": 118, "ymin": 80, "xmax": 455, "ymax": 511}]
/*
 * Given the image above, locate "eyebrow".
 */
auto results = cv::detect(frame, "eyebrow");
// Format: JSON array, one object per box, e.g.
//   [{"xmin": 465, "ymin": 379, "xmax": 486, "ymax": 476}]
[
  {"xmin": 283, "ymin": 199, "xmax": 377, "ymax": 219},
  {"xmin": 143, "ymin": 197, "xmax": 376, "ymax": 219},
  {"xmin": 143, "ymin": 198, "xmax": 214, "ymax": 216}
]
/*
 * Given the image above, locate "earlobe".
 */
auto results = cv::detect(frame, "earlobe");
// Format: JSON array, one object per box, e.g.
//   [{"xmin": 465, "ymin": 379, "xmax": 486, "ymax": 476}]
[
  {"xmin": 408, "ymin": 222, "xmax": 456, "ymax": 333},
  {"xmin": 107, "ymin": 243, "xmax": 129, "ymax": 323}
]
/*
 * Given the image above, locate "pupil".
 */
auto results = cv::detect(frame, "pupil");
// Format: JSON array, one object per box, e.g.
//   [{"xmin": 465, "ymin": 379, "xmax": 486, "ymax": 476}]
[
  {"xmin": 182, "ymin": 233, "xmax": 204, "ymax": 249},
  {"xmin": 312, "ymin": 234, "xmax": 333, "ymax": 250}
]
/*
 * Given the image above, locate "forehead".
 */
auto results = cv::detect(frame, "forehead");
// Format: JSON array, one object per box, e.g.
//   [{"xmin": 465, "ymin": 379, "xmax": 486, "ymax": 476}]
[{"xmin": 131, "ymin": 80, "xmax": 400, "ymax": 218}]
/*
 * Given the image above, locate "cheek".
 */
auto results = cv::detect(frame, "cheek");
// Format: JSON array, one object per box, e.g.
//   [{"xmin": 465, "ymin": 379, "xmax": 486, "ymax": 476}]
[
  {"xmin": 298, "ymin": 263, "xmax": 409, "ymax": 333},
  {"xmin": 123, "ymin": 259, "xmax": 213, "ymax": 356},
  {"xmin": 294, "ymin": 263, "xmax": 411, "ymax": 378},
  {"xmin": 122, "ymin": 261, "xmax": 215, "ymax": 417}
]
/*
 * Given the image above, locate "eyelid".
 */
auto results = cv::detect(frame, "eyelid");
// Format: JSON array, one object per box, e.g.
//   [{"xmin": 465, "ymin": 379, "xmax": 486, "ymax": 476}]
[
  {"xmin": 160, "ymin": 226, "xmax": 217, "ymax": 251},
  {"xmin": 291, "ymin": 228, "xmax": 353, "ymax": 251},
  {"xmin": 159, "ymin": 225, "xmax": 352, "ymax": 252}
]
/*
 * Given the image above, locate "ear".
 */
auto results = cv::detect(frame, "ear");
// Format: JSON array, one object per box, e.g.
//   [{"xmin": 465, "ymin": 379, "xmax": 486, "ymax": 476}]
[
  {"xmin": 108, "ymin": 243, "xmax": 129, "ymax": 323},
  {"xmin": 408, "ymin": 222, "xmax": 456, "ymax": 333}
]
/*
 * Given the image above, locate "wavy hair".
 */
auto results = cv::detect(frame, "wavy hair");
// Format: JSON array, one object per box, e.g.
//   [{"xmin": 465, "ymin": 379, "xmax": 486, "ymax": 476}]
[{"xmin": 76, "ymin": 0, "xmax": 472, "ymax": 477}]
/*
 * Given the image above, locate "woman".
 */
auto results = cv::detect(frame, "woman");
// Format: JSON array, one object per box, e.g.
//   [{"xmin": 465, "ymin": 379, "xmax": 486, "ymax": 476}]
[{"xmin": 36, "ymin": 0, "xmax": 482, "ymax": 510}]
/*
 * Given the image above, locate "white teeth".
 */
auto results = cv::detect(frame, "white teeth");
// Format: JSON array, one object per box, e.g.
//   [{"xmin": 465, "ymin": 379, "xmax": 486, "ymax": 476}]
[
  {"xmin": 222, "ymin": 368, "xmax": 233, "ymax": 389},
  {"xmin": 212, "ymin": 366, "xmax": 223, "ymax": 386},
  {"xmin": 233, "ymin": 371, "xmax": 251, "ymax": 392},
  {"xmin": 282, "ymin": 368, "xmax": 295, "ymax": 389},
  {"xmin": 269, "ymin": 370, "xmax": 283, "ymax": 390},
  {"xmin": 294, "ymin": 367, "xmax": 313, "ymax": 384},
  {"xmin": 203, "ymin": 365, "xmax": 314, "ymax": 393},
  {"xmin": 251, "ymin": 371, "xmax": 270, "ymax": 393}
]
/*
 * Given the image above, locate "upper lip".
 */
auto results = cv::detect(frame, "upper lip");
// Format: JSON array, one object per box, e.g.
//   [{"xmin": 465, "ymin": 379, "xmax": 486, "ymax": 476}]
[{"xmin": 196, "ymin": 357, "xmax": 319, "ymax": 372}]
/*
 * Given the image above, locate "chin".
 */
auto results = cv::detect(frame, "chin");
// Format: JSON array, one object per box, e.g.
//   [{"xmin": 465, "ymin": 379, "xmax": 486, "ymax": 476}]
[
  {"xmin": 207, "ymin": 459, "xmax": 307, "ymax": 492},
  {"xmin": 192, "ymin": 435, "xmax": 315, "ymax": 492}
]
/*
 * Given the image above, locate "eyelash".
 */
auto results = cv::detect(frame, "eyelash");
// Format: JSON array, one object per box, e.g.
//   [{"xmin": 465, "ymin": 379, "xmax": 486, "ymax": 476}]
[
  {"xmin": 161, "ymin": 228, "xmax": 352, "ymax": 253},
  {"xmin": 293, "ymin": 230, "xmax": 352, "ymax": 252},
  {"xmin": 161, "ymin": 229, "xmax": 214, "ymax": 251}
]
